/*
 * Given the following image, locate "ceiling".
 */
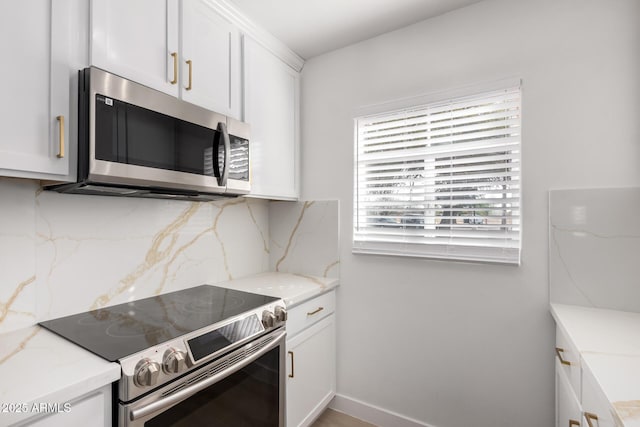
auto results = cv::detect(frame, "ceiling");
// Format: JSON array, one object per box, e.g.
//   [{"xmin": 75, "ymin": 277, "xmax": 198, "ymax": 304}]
[{"xmin": 228, "ymin": 0, "xmax": 485, "ymax": 59}]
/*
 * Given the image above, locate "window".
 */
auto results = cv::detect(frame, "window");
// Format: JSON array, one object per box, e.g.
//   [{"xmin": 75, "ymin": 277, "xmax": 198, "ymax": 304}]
[{"xmin": 353, "ymin": 83, "xmax": 521, "ymax": 264}]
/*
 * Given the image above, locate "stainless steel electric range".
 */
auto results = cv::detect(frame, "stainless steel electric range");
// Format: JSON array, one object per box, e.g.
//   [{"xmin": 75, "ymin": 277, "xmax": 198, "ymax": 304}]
[{"xmin": 39, "ymin": 285, "xmax": 287, "ymax": 427}]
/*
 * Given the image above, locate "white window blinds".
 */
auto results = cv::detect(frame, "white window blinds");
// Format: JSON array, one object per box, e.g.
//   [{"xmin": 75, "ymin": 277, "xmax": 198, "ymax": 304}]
[{"xmin": 353, "ymin": 85, "xmax": 521, "ymax": 264}]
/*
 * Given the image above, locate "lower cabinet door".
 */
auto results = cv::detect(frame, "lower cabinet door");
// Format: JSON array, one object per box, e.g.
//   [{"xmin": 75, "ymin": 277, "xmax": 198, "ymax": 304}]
[
  {"xmin": 287, "ymin": 314, "xmax": 336, "ymax": 427},
  {"xmin": 16, "ymin": 384, "xmax": 111, "ymax": 427},
  {"xmin": 556, "ymin": 359, "xmax": 582, "ymax": 427}
]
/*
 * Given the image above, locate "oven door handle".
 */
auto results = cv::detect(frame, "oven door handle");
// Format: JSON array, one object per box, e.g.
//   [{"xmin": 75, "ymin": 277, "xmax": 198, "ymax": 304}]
[{"xmin": 129, "ymin": 329, "xmax": 286, "ymax": 422}]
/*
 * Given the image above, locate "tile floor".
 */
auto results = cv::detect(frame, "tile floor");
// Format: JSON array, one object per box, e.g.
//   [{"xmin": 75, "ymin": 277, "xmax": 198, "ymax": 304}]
[{"xmin": 311, "ymin": 409, "xmax": 378, "ymax": 427}]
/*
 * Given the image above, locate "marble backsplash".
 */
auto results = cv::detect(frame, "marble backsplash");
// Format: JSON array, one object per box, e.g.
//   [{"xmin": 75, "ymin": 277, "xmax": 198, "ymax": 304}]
[
  {"xmin": 269, "ymin": 200, "xmax": 340, "ymax": 279},
  {"xmin": 0, "ymin": 178, "xmax": 340, "ymax": 334},
  {"xmin": 549, "ymin": 187, "xmax": 640, "ymax": 312}
]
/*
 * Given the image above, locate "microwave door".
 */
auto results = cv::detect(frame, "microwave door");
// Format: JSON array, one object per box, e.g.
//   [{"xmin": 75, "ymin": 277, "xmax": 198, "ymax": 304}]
[
  {"xmin": 90, "ymin": 102, "xmax": 225, "ymax": 194},
  {"xmin": 85, "ymin": 67, "xmax": 227, "ymax": 195}
]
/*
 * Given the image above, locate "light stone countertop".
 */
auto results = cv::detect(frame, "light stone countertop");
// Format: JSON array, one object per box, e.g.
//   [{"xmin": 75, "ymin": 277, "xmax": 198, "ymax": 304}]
[
  {"xmin": 551, "ymin": 303, "xmax": 640, "ymax": 426},
  {"xmin": 0, "ymin": 326, "xmax": 120, "ymax": 426},
  {"xmin": 0, "ymin": 272, "xmax": 337, "ymax": 426},
  {"xmin": 218, "ymin": 272, "xmax": 339, "ymax": 308}
]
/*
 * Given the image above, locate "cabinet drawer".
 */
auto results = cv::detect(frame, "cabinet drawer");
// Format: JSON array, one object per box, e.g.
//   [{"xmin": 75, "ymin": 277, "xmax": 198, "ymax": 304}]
[
  {"xmin": 287, "ymin": 291, "xmax": 335, "ymax": 338},
  {"xmin": 556, "ymin": 359, "xmax": 582, "ymax": 427},
  {"xmin": 555, "ymin": 326, "xmax": 581, "ymax": 400}
]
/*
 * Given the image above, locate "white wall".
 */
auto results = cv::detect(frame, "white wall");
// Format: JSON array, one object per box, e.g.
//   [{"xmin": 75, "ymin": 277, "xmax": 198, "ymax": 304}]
[{"xmin": 300, "ymin": 1, "xmax": 640, "ymax": 426}]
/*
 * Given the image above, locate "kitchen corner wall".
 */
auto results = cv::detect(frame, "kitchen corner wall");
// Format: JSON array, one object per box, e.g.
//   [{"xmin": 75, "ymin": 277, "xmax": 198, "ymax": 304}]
[
  {"xmin": 550, "ymin": 187, "xmax": 640, "ymax": 313},
  {"xmin": 300, "ymin": 0, "xmax": 640, "ymax": 426}
]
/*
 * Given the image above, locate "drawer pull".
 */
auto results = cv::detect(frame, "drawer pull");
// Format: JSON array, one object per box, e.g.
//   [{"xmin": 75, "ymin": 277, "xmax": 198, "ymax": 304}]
[
  {"xmin": 584, "ymin": 412, "xmax": 598, "ymax": 427},
  {"xmin": 288, "ymin": 351, "xmax": 294, "ymax": 378},
  {"xmin": 555, "ymin": 347, "xmax": 571, "ymax": 366},
  {"xmin": 307, "ymin": 307, "xmax": 324, "ymax": 316},
  {"xmin": 569, "ymin": 420, "xmax": 580, "ymax": 427}
]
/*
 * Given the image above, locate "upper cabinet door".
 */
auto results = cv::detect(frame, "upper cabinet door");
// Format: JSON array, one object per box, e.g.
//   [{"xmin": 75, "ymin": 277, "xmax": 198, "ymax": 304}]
[
  {"xmin": 180, "ymin": 0, "xmax": 241, "ymax": 119},
  {"xmin": 91, "ymin": 0, "xmax": 179, "ymax": 97},
  {"xmin": 243, "ymin": 36, "xmax": 299, "ymax": 200},
  {"xmin": 0, "ymin": 0, "xmax": 85, "ymax": 180}
]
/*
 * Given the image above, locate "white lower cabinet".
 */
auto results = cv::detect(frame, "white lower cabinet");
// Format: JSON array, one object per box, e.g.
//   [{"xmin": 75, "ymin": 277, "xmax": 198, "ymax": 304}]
[
  {"xmin": 554, "ymin": 325, "xmax": 623, "ymax": 427},
  {"xmin": 556, "ymin": 359, "xmax": 582, "ymax": 427},
  {"xmin": 286, "ymin": 292, "xmax": 336, "ymax": 427},
  {"xmin": 14, "ymin": 384, "xmax": 112, "ymax": 427}
]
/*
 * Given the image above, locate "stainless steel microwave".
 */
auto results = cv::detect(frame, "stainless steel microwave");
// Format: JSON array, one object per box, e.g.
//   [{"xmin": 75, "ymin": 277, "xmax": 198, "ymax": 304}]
[{"xmin": 48, "ymin": 67, "xmax": 250, "ymax": 201}]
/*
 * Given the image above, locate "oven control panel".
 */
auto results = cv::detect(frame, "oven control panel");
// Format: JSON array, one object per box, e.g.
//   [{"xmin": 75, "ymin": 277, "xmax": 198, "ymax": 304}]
[
  {"xmin": 188, "ymin": 314, "xmax": 263, "ymax": 362},
  {"xmin": 118, "ymin": 300, "xmax": 286, "ymax": 402}
]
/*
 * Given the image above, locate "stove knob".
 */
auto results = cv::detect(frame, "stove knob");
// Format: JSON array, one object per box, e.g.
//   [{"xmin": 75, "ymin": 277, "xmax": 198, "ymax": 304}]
[
  {"xmin": 274, "ymin": 306, "xmax": 287, "ymax": 323},
  {"xmin": 163, "ymin": 348, "xmax": 187, "ymax": 374},
  {"xmin": 262, "ymin": 310, "xmax": 276, "ymax": 328},
  {"xmin": 134, "ymin": 358, "xmax": 160, "ymax": 388}
]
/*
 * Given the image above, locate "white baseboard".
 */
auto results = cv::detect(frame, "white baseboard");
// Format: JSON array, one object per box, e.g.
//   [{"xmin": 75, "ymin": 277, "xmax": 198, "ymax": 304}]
[{"xmin": 329, "ymin": 394, "xmax": 436, "ymax": 427}]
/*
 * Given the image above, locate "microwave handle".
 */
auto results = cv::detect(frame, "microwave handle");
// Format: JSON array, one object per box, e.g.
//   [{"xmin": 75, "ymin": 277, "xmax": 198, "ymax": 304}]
[{"xmin": 217, "ymin": 122, "xmax": 230, "ymax": 187}]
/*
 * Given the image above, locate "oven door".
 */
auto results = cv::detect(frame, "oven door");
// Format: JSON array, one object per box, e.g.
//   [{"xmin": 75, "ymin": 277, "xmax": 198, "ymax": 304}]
[{"xmin": 120, "ymin": 329, "xmax": 285, "ymax": 427}]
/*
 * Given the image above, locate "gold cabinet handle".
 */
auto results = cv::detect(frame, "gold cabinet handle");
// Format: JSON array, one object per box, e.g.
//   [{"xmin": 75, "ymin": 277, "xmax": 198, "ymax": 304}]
[
  {"xmin": 555, "ymin": 347, "xmax": 571, "ymax": 366},
  {"xmin": 307, "ymin": 307, "xmax": 324, "ymax": 316},
  {"xmin": 584, "ymin": 412, "xmax": 598, "ymax": 427},
  {"xmin": 185, "ymin": 59, "xmax": 193, "ymax": 91},
  {"xmin": 56, "ymin": 115, "xmax": 65, "ymax": 158},
  {"xmin": 569, "ymin": 420, "xmax": 580, "ymax": 427},
  {"xmin": 288, "ymin": 351, "xmax": 294, "ymax": 378},
  {"xmin": 170, "ymin": 52, "xmax": 178, "ymax": 84}
]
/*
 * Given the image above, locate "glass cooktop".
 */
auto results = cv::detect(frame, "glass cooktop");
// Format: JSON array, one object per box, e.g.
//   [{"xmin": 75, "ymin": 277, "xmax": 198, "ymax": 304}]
[{"xmin": 39, "ymin": 285, "xmax": 278, "ymax": 362}]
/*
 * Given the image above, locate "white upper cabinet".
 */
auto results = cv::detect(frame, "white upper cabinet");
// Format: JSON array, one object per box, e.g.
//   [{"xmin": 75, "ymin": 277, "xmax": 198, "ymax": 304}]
[
  {"xmin": 91, "ymin": 0, "xmax": 240, "ymax": 118},
  {"xmin": 181, "ymin": 0, "xmax": 241, "ymax": 118},
  {"xmin": 0, "ymin": 0, "xmax": 86, "ymax": 181},
  {"xmin": 243, "ymin": 36, "xmax": 300, "ymax": 200},
  {"xmin": 91, "ymin": 0, "xmax": 179, "ymax": 97},
  {"xmin": 90, "ymin": 0, "xmax": 303, "ymax": 198}
]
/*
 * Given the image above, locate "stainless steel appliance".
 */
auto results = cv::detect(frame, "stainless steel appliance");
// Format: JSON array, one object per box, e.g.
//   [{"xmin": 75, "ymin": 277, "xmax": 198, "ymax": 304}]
[
  {"xmin": 39, "ymin": 285, "xmax": 286, "ymax": 426},
  {"xmin": 47, "ymin": 67, "xmax": 250, "ymax": 201}
]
